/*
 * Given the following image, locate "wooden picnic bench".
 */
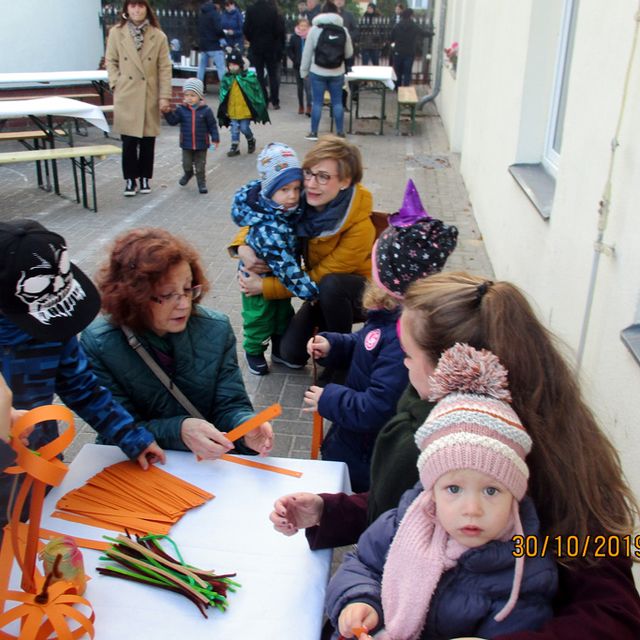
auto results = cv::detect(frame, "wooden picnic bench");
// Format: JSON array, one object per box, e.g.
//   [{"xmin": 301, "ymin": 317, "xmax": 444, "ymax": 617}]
[
  {"xmin": 396, "ymin": 86, "xmax": 419, "ymax": 136},
  {"xmin": 0, "ymin": 93, "xmax": 98, "ymax": 102},
  {"xmin": 0, "ymin": 128, "xmax": 66, "ymax": 189},
  {"xmin": 0, "ymin": 144, "xmax": 121, "ymax": 212}
]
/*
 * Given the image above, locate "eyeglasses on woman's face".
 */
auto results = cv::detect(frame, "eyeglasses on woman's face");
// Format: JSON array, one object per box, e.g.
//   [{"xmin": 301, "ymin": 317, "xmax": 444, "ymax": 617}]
[
  {"xmin": 150, "ymin": 284, "xmax": 202, "ymax": 305},
  {"xmin": 302, "ymin": 168, "xmax": 339, "ymax": 185}
]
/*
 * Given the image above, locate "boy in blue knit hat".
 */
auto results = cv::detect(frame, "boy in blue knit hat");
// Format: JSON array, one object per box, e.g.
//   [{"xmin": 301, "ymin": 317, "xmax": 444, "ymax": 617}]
[
  {"xmin": 164, "ymin": 78, "xmax": 219, "ymax": 194},
  {"xmin": 231, "ymin": 142, "xmax": 317, "ymax": 375}
]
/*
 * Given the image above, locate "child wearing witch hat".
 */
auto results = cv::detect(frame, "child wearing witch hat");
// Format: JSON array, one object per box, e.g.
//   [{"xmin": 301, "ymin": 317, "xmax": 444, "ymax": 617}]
[
  {"xmin": 217, "ymin": 51, "xmax": 270, "ymax": 157},
  {"xmin": 303, "ymin": 180, "xmax": 458, "ymax": 493},
  {"xmin": 326, "ymin": 342, "xmax": 558, "ymax": 640}
]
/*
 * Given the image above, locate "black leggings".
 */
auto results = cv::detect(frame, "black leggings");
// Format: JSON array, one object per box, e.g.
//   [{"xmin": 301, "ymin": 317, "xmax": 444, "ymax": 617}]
[{"xmin": 279, "ymin": 273, "xmax": 367, "ymax": 365}]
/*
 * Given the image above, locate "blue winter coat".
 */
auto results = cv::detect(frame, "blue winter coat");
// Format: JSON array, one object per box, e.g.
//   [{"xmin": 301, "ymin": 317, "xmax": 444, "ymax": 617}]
[
  {"xmin": 164, "ymin": 102, "xmax": 219, "ymax": 150},
  {"xmin": 80, "ymin": 307, "xmax": 257, "ymax": 453},
  {"xmin": 318, "ymin": 308, "xmax": 408, "ymax": 492},
  {"xmin": 231, "ymin": 179, "xmax": 318, "ymax": 301},
  {"xmin": 326, "ymin": 487, "xmax": 558, "ymax": 639},
  {"xmin": 220, "ymin": 7, "xmax": 244, "ymax": 50},
  {"xmin": 0, "ymin": 316, "xmax": 152, "ymax": 458},
  {"xmin": 198, "ymin": 1, "xmax": 225, "ymax": 52},
  {"xmin": 0, "ymin": 315, "xmax": 154, "ymax": 531}
]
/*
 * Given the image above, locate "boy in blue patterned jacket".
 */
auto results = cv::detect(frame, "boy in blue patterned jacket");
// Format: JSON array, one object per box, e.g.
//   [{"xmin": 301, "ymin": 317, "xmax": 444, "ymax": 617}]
[
  {"xmin": 164, "ymin": 78, "xmax": 219, "ymax": 194},
  {"xmin": 231, "ymin": 142, "xmax": 317, "ymax": 376},
  {"xmin": 0, "ymin": 220, "xmax": 164, "ymax": 536}
]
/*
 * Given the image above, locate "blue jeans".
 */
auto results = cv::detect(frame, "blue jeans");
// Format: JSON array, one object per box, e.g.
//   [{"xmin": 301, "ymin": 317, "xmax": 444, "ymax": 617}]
[
  {"xmin": 309, "ymin": 72, "xmax": 344, "ymax": 135},
  {"xmin": 230, "ymin": 119, "xmax": 253, "ymax": 144},
  {"xmin": 197, "ymin": 50, "xmax": 226, "ymax": 86}
]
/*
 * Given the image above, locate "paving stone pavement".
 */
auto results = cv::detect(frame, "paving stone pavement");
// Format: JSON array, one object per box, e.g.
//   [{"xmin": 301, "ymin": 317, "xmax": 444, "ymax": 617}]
[{"xmin": 0, "ymin": 82, "xmax": 493, "ymax": 464}]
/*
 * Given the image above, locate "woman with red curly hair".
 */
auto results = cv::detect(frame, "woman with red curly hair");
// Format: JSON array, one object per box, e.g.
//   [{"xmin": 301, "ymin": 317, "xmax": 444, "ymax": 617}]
[{"xmin": 81, "ymin": 227, "xmax": 273, "ymax": 459}]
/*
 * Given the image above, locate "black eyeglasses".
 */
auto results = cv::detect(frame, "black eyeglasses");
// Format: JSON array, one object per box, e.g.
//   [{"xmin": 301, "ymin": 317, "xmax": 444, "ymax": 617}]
[
  {"xmin": 150, "ymin": 284, "xmax": 202, "ymax": 305},
  {"xmin": 302, "ymin": 168, "xmax": 338, "ymax": 185}
]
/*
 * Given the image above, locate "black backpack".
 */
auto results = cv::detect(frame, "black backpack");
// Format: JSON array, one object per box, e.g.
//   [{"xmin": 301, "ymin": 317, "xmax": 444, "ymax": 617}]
[{"xmin": 314, "ymin": 24, "xmax": 346, "ymax": 69}]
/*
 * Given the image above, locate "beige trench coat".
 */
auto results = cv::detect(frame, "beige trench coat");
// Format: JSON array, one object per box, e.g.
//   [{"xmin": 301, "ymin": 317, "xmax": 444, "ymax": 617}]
[{"xmin": 105, "ymin": 24, "xmax": 172, "ymax": 138}]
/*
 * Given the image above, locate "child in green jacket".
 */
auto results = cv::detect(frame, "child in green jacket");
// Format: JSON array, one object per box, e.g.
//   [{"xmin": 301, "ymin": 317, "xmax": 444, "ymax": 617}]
[{"xmin": 217, "ymin": 51, "xmax": 270, "ymax": 157}]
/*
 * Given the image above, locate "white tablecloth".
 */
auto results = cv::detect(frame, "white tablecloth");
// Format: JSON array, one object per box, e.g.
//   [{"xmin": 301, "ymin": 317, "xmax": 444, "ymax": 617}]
[
  {"xmin": 346, "ymin": 65, "xmax": 397, "ymax": 90},
  {"xmin": 0, "ymin": 71, "xmax": 108, "ymax": 86},
  {"xmin": 0, "ymin": 97, "xmax": 109, "ymax": 132},
  {"xmin": 6, "ymin": 444, "xmax": 350, "ymax": 639}
]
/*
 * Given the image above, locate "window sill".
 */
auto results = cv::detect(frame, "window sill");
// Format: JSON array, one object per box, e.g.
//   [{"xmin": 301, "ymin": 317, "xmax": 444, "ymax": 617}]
[
  {"xmin": 621, "ymin": 324, "xmax": 640, "ymax": 366},
  {"xmin": 508, "ymin": 163, "xmax": 556, "ymax": 220}
]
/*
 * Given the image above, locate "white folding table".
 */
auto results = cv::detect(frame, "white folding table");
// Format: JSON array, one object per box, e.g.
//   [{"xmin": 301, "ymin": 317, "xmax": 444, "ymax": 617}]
[
  {"xmin": 345, "ymin": 65, "xmax": 397, "ymax": 135},
  {"xmin": 5, "ymin": 444, "xmax": 351, "ymax": 639}
]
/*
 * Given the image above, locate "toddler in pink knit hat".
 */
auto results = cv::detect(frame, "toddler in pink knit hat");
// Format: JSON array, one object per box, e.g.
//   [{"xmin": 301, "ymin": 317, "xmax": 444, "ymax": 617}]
[{"xmin": 325, "ymin": 343, "xmax": 557, "ymax": 640}]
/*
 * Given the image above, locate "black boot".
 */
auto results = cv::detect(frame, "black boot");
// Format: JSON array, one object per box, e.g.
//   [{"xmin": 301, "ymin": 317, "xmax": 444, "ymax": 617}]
[
  {"xmin": 197, "ymin": 179, "xmax": 208, "ymax": 194},
  {"xmin": 247, "ymin": 137, "xmax": 256, "ymax": 154},
  {"xmin": 227, "ymin": 143, "xmax": 240, "ymax": 157},
  {"xmin": 179, "ymin": 172, "xmax": 193, "ymax": 186}
]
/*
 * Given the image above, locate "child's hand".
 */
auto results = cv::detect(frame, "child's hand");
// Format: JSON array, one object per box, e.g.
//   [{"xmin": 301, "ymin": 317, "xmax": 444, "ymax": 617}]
[
  {"xmin": 302, "ymin": 385, "xmax": 324, "ymax": 413},
  {"xmin": 307, "ymin": 335, "xmax": 330, "ymax": 359},
  {"xmin": 338, "ymin": 603, "xmax": 378, "ymax": 638},
  {"xmin": 210, "ymin": 142, "xmax": 218, "ymax": 151},
  {"xmin": 269, "ymin": 492, "xmax": 324, "ymax": 534},
  {"xmin": 0, "ymin": 374, "xmax": 12, "ymax": 443}
]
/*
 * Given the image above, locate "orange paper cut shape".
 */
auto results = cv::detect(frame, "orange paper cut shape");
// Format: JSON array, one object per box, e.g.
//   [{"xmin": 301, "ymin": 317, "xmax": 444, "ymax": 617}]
[
  {"xmin": 0, "ymin": 404, "xmax": 96, "ymax": 639},
  {"xmin": 53, "ymin": 461, "xmax": 214, "ymax": 536}
]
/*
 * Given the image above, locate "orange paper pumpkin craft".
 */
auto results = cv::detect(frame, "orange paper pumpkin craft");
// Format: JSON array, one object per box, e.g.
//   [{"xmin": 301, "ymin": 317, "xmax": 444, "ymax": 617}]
[{"xmin": 0, "ymin": 405, "xmax": 95, "ymax": 640}]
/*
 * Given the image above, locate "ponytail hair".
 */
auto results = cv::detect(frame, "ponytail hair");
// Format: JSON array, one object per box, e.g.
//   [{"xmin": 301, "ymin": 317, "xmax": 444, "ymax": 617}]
[{"xmin": 403, "ymin": 272, "xmax": 639, "ymax": 562}]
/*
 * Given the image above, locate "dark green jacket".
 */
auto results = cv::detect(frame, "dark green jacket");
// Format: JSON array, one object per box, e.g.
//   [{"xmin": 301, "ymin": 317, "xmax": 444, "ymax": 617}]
[
  {"xmin": 80, "ymin": 307, "xmax": 256, "ymax": 453},
  {"xmin": 217, "ymin": 70, "xmax": 270, "ymax": 127}
]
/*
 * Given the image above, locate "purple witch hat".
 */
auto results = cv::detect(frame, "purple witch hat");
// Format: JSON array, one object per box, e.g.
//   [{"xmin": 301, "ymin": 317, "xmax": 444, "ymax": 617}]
[
  {"xmin": 388, "ymin": 179, "xmax": 430, "ymax": 227},
  {"xmin": 372, "ymin": 180, "xmax": 458, "ymax": 298}
]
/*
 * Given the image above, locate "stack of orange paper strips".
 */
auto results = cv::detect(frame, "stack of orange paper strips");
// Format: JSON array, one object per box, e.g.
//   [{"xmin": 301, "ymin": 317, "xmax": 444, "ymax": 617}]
[{"xmin": 52, "ymin": 461, "xmax": 214, "ymax": 536}]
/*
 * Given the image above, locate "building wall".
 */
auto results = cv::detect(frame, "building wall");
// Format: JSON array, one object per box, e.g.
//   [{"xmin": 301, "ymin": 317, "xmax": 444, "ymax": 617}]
[
  {"xmin": 435, "ymin": 0, "xmax": 640, "ymax": 530},
  {"xmin": 0, "ymin": 0, "xmax": 103, "ymax": 73}
]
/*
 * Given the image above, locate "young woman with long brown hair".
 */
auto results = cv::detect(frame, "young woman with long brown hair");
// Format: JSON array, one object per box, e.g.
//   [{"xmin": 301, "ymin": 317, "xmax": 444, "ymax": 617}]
[{"xmin": 272, "ymin": 271, "xmax": 640, "ymax": 639}]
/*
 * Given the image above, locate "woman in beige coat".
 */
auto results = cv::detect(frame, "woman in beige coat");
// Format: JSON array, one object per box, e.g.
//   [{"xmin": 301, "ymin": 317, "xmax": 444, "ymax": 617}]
[{"xmin": 106, "ymin": 1, "xmax": 172, "ymax": 196}]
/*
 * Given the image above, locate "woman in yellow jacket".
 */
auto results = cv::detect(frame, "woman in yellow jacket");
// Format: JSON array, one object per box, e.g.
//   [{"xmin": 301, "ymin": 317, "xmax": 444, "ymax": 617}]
[
  {"xmin": 105, "ymin": 1, "xmax": 172, "ymax": 197},
  {"xmin": 234, "ymin": 135, "xmax": 375, "ymax": 370}
]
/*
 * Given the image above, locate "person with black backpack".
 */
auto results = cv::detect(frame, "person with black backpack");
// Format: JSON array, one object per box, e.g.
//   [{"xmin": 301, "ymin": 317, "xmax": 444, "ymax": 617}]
[{"xmin": 300, "ymin": 1, "xmax": 353, "ymax": 140}]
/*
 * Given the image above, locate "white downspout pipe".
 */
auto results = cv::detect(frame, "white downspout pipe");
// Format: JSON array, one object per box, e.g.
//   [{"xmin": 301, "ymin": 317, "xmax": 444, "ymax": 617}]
[{"xmin": 417, "ymin": 0, "xmax": 448, "ymax": 110}]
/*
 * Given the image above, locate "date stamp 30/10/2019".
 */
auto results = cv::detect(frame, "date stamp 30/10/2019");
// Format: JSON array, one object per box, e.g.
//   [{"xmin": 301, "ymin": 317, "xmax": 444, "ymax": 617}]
[{"xmin": 512, "ymin": 535, "xmax": 640, "ymax": 559}]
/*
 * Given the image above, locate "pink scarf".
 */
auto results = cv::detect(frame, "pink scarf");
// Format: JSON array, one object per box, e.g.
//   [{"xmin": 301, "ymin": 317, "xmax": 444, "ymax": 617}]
[{"xmin": 381, "ymin": 493, "xmax": 523, "ymax": 640}]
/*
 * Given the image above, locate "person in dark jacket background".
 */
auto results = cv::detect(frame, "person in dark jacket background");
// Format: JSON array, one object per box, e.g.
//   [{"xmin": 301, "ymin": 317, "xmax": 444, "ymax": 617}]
[
  {"xmin": 197, "ymin": 0, "xmax": 227, "ymax": 88},
  {"xmin": 221, "ymin": 0, "xmax": 244, "ymax": 52},
  {"xmin": 287, "ymin": 16, "xmax": 312, "ymax": 115},
  {"xmin": 0, "ymin": 220, "xmax": 165, "ymax": 535},
  {"xmin": 390, "ymin": 8, "xmax": 425, "ymax": 87},
  {"xmin": 243, "ymin": 0, "xmax": 286, "ymax": 109},
  {"xmin": 164, "ymin": 78, "xmax": 219, "ymax": 194},
  {"xmin": 304, "ymin": 284, "xmax": 408, "ymax": 493}
]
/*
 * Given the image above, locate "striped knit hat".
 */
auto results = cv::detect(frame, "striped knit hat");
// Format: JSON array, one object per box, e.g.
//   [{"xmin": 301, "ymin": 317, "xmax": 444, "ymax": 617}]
[
  {"xmin": 415, "ymin": 343, "xmax": 531, "ymax": 499},
  {"xmin": 381, "ymin": 343, "xmax": 531, "ymax": 640},
  {"xmin": 183, "ymin": 78, "xmax": 204, "ymax": 99}
]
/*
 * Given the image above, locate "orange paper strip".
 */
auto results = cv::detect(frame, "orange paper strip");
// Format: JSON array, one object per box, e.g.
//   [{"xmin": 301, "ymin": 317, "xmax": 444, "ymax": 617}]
[
  {"xmin": 311, "ymin": 412, "xmax": 323, "ymax": 460},
  {"xmin": 225, "ymin": 403, "xmax": 282, "ymax": 442},
  {"xmin": 220, "ymin": 454, "xmax": 303, "ymax": 478}
]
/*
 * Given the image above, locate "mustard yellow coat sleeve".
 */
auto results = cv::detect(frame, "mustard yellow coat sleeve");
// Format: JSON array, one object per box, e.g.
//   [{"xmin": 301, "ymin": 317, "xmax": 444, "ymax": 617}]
[
  {"xmin": 262, "ymin": 184, "xmax": 375, "ymax": 300},
  {"xmin": 106, "ymin": 24, "xmax": 172, "ymax": 138}
]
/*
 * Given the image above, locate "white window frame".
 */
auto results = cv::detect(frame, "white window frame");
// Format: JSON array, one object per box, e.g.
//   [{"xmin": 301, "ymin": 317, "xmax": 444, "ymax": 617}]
[{"xmin": 542, "ymin": 0, "xmax": 577, "ymax": 176}]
